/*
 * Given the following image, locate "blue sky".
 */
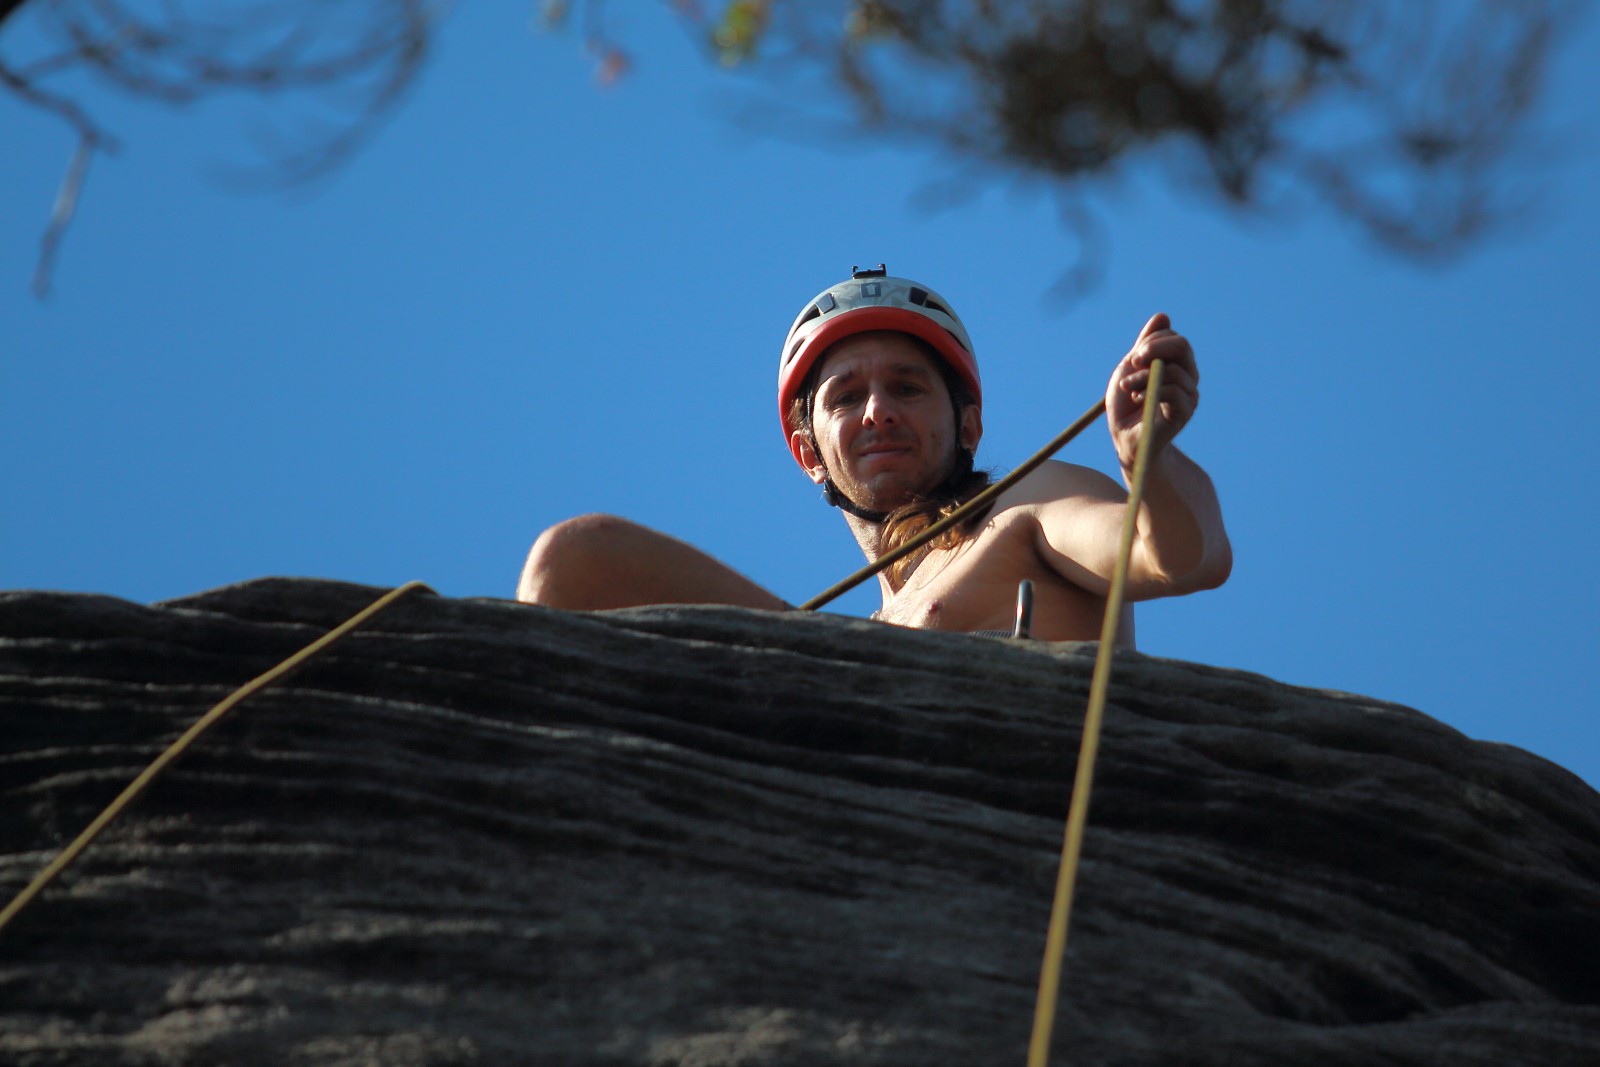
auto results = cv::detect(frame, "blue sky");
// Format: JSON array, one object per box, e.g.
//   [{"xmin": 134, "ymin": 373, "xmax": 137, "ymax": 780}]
[{"xmin": 5, "ymin": 5, "xmax": 1598, "ymax": 789}]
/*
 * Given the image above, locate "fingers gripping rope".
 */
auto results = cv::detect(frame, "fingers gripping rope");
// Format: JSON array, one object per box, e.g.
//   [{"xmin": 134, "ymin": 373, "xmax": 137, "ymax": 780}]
[
  {"xmin": 1027, "ymin": 359, "xmax": 1165, "ymax": 1067},
  {"xmin": 0, "ymin": 580, "xmax": 436, "ymax": 939}
]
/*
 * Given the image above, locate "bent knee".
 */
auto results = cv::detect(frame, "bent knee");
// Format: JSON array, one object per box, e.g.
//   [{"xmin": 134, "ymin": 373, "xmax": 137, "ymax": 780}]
[
  {"xmin": 518, "ymin": 513, "xmax": 648, "ymax": 605},
  {"xmin": 532, "ymin": 513, "xmax": 643, "ymax": 556}
]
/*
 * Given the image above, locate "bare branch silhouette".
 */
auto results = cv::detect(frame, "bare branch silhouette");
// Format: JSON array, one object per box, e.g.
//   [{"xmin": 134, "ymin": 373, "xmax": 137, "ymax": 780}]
[
  {"xmin": 4, "ymin": 0, "xmax": 434, "ymax": 292},
  {"xmin": 4, "ymin": 0, "xmax": 1584, "ymax": 296}
]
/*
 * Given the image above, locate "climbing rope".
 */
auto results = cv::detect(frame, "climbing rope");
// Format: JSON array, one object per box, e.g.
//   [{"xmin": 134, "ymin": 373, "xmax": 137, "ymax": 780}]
[
  {"xmin": 1027, "ymin": 359, "xmax": 1165, "ymax": 1067},
  {"xmin": 796, "ymin": 357, "xmax": 1169, "ymax": 1065},
  {"xmin": 3, "ymin": 363, "xmax": 1167, "ymax": 1067},
  {"xmin": 0, "ymin": 580, "xmax": 435, "ymax": 939}
]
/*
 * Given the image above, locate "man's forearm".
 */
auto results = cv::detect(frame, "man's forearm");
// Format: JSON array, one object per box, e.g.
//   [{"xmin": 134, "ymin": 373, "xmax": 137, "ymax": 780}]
[{"xmin": 1126, "ymin": 445, "xmax": 1232, "ymax": 595}]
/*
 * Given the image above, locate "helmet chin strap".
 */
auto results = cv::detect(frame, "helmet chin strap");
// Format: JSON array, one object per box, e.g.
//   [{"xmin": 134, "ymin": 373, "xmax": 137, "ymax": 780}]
[{"xmin": 821, "ymin": 477, "xmax": 891, "ymax": 523}]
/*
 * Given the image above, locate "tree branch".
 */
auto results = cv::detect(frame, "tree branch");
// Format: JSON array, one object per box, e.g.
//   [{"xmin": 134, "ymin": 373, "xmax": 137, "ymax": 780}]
[
  {"xmin": 2, "ymin": 0, "xmax": 435, "ymax": 293},
  {"xmin": 0, "ymin": 0, "xmax": 30, "ymax": 32}
]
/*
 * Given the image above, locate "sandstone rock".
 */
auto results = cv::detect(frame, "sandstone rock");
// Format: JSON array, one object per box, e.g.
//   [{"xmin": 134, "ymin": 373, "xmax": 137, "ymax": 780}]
[{"xmin": 1, "ymin": 577, "xmax": 1597, "ymax": 1065}]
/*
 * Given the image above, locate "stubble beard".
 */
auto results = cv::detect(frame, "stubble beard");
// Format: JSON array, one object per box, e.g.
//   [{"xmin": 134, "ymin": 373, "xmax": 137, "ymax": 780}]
[{"xmin": 837, "ymin": 443, "xmax": 959, "ymax": 515}]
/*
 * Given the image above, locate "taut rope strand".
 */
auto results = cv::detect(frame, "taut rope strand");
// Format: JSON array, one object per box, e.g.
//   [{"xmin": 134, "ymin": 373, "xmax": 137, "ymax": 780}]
[{"xmin": 1026, "ymin": 360, "xmax": 1165, "ymax": 1067}]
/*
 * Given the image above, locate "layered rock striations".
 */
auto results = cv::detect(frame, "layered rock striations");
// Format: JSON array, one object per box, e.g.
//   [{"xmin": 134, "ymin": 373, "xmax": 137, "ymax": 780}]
[{"xmin": 1, "ymin": 578, "xmax": 1597, "ymax": 1065}]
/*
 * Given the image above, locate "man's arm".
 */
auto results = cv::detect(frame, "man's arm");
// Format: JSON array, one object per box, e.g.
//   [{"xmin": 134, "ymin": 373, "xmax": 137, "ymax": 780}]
[
  {"xmin": 1024, "ymin": 313, "xmax": 1232, "ymax": 601},
  {"xmin": 1120, "ymin": 442, "xmax": 1232, "ymax": 597}
]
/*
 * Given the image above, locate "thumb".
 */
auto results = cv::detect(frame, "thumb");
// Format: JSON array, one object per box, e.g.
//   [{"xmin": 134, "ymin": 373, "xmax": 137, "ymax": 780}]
[{"xmin": 1135, "ymin": 312, "xmax": 1171, "ymax": 344}]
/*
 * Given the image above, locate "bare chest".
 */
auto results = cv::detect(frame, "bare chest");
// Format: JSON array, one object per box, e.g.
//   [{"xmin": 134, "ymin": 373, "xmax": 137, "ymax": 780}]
[
  {"xmin": 875, "ymin": 515, "xmax": 1118, "ymax": 641},
  {"xmin": 869, "ymin": 521, "xmax": 1030, "ymax": 631}
]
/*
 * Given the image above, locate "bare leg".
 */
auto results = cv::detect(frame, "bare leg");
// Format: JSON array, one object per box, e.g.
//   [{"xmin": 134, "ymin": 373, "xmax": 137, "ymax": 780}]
[{"xmin": 517, "ymin": 514, "xmax": 791, "ymax": 611}]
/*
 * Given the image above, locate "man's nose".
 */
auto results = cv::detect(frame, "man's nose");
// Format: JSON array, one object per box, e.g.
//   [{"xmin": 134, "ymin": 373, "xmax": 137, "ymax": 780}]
[{"xmin": 863, "ymin": 389, "xmax": 900, "ymax": 426}]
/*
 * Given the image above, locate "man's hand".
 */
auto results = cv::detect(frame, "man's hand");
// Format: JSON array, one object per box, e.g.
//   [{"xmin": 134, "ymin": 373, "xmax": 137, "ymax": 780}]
[
  {"xmin": 1105, "ymin": 313, "xmax": 1200, "ymax": 472},
  {"xmin": 1024, "ymin": 313, "xmax": 1228, "ymax": 602}
]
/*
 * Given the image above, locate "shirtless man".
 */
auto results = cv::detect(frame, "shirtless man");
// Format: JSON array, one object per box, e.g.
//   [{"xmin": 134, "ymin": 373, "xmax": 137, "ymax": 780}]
[{"xmin": 518, "ymin": 267, "xmax": 1231, "ymax": 643}]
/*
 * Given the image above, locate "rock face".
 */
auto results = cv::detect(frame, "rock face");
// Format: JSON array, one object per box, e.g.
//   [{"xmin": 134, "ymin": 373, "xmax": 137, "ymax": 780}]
[{"xmin": 1, "ymin": 578, "xmax": 1597, "ymax": 1066}]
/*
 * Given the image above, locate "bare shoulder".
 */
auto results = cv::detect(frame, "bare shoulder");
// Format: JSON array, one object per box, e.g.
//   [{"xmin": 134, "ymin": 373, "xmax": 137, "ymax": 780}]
[{"xmin": 990, "ymin": 460, "xmax": 1125, "ymax": 514}]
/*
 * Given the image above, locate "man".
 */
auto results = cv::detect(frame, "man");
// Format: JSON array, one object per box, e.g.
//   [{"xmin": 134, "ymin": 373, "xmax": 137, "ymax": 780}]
[{"xmin": 518, "ymin": 267, "xmax": 1230, "ymax": 644}]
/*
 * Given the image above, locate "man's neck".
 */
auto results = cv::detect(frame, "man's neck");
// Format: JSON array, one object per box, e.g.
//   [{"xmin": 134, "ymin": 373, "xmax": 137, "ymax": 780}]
[
  {"xmin": 843, "ymin": 512, "xmax": 939, "ymax": 601},
  {"xmin": 843, "ymin": 512, "xmax": 886, "ymax": 562}
]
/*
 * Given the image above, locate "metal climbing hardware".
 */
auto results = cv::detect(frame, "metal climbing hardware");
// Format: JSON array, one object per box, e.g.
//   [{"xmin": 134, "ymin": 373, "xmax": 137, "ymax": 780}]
[{"xmin": 1012, "ymin": 580, "xmax": 1035, "ymax": 640}]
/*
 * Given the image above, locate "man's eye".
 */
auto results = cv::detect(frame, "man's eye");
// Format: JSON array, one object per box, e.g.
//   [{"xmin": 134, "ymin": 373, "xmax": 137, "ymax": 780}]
[
  {"xmin": 828, "ymin": 391, "xmax": 862, "ymax": 408},
  {"xmin": 896, "ymin": 383, "xmax": 926, "ymax": 397}
]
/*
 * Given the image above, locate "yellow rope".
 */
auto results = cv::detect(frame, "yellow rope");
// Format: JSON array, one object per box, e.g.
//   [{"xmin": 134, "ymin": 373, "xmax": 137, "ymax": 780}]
[
  {"xmin": 800, "ymin": 396, "xmax": 1108, "ymax": 612},
  {"xmin": 0, "ymin": 580, "xmax": 435, "ymax": 939},
  {"xmin": 1027, "ymin": 360, "xmax": 1165, "ymax": 1067}
]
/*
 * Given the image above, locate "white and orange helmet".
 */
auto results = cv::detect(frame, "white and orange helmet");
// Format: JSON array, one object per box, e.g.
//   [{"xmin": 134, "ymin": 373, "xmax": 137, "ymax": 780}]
[{"xmin": 777, "ymin": 265, "xmax": 981, "ymax": 447}]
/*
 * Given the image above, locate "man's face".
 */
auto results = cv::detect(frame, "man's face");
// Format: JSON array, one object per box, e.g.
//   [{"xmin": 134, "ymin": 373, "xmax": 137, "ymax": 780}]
[{"xmin": 790, "ymin": 331, "xmax": 981, "ymax": 513}]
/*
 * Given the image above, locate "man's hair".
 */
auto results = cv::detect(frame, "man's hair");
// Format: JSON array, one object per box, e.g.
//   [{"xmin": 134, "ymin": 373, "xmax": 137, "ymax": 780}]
[{"xmin": 787, "ymin": 335, "xmax": 994, "ymax": 586}]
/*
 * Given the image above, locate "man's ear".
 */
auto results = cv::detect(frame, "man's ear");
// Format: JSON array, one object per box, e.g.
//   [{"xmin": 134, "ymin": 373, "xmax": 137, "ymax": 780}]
[
  {"xmin": 789, "ymin": 429, "xmax": 827, "ymax": 485},
  {"xmin": 959, "ymin": 404, "xmax": 983, "ymax": 454}
]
